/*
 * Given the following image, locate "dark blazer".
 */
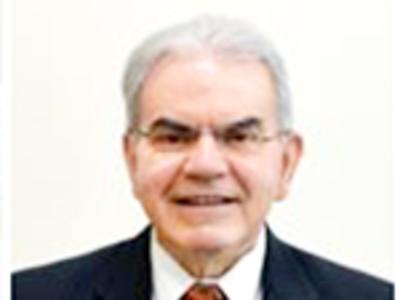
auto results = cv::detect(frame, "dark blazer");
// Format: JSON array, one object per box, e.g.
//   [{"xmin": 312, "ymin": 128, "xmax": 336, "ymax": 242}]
[{"xmin": 13, "ymin": 227, "xmax": 394, "ymax": 300}]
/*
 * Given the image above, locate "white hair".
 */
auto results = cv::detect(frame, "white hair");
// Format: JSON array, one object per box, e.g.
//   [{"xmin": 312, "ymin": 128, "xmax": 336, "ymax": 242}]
[{"xmin": 122, "ymin": 15, "xmax": 292, "ymax": 130}]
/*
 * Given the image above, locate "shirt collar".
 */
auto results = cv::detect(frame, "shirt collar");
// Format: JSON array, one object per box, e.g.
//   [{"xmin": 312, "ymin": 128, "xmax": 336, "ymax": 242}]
[{"xmin": 151, "ymin": 227, "xmax": 266, "ymax": 300}]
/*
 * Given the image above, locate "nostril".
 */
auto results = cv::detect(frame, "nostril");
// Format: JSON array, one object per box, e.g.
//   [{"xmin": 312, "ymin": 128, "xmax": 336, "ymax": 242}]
[{"xmin": 183, "ymin": 153, "xmax": 228, "ymax": 181}]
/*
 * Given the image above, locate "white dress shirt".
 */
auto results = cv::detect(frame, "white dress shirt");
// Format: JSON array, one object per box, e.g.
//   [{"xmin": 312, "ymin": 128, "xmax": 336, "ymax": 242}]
[{"xmin": 151, "ymin": 227, "xmax": 266, "ymax": 300}]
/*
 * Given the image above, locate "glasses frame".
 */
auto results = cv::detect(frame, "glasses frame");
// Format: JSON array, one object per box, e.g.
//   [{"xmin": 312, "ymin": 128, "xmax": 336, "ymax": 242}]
[{"xmin": 126, "ymin": 118, "xmax": 293, "ymax": 154}]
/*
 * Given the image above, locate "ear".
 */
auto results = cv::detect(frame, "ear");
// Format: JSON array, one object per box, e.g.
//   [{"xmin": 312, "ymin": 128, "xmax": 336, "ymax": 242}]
[
  {"xmin": 123, "ymin": 133, "xmax": 137, "ymax": 184},
  {"xmin": 275, "ymin": 133, "xmax": 303, "ymax": 200}
]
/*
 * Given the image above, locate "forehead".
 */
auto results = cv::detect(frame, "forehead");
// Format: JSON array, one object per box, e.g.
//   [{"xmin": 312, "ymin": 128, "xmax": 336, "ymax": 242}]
[{"xmin": 138, "ymin": 51, "xmax": 278, "ymax": 126}]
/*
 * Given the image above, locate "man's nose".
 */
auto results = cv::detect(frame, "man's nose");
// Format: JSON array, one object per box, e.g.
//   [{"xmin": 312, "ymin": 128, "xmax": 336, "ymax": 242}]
[{"xmin": 182, "ymin": 131, "xmax": 229, "ymax": 181}]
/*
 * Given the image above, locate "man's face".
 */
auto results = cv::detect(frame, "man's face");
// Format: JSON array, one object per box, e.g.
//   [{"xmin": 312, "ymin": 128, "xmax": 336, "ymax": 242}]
[{"xmin": 124, "ymin": 52, "xmax": 302, "ymax": 255}]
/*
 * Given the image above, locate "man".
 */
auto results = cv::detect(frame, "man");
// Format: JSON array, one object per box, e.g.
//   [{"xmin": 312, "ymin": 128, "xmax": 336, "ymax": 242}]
[{"xmin": 13, "ymin": 16, "xmax": 393, "ymax": 300}]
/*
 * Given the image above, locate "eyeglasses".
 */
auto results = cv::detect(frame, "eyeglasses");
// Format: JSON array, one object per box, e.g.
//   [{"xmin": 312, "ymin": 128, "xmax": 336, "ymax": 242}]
[{"xmin": 128, "ymin": 117, "xmax": 291, "ymax": 154}]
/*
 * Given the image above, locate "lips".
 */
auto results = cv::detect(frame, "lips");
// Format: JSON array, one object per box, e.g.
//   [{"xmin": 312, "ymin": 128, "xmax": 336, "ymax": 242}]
[{"xmin": 174, "ymin": 195, "xmax": 238, "ymax": 206}]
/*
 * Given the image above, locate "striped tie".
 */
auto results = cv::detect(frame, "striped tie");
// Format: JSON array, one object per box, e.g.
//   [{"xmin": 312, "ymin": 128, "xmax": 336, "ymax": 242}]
[{"xmin": 180, "ymin": 283, "xmax": 228, "ymax": 300}]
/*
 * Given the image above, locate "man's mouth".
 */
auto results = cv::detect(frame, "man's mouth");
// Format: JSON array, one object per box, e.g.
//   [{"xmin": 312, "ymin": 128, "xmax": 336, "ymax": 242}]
[{"xmin": 174, "ymin": 195, "xmax": 238, "ymax": 206}]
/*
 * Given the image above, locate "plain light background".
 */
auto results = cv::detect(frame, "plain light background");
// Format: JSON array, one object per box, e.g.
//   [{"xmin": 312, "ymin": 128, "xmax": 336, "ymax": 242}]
[
  {"xmin": 1, "ymin": 0, "xmax": 12, "ymax": 297},
  {"xmin": 12, "ymin": 0, "xmax": 393, "ymax": 281},
  {"xmin": 394, "ymin": 0, "xmax": 400, "ymax": 291}
]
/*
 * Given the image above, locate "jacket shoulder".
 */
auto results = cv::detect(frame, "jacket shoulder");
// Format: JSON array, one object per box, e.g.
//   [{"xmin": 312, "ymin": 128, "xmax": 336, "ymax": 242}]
[
  {"xmin": 285, "ymin": 242, "xmax": 394, "ymax": 299},
  {"xmin": 12, "ymin": 236, "xmax": 144, "ymax": 300}
]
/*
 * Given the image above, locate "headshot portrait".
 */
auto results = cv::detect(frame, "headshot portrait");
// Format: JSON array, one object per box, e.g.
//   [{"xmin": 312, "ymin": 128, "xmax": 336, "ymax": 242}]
[{"xmin": 12, "ymin": 1, "xmax": 393, "ymax": 299}]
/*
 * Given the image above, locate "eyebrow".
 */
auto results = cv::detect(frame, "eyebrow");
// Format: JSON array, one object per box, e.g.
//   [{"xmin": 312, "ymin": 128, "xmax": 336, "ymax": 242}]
[
  {"xmin": 223, "ymin": 117, "xmax": 263, "ymax": 131},
  {"xmin": 147, "ymin": 118, "xmax": 193, "ymax": 133},
  {"xmin": 145, "ymin": 116, "xmax": 263, "ymax": 132}
]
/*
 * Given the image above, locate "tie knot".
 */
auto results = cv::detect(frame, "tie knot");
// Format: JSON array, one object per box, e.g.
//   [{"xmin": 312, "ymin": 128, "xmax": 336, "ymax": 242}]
[{"xmin": 181, "ymin": 283, "xmax": 228, "ymax": 300}]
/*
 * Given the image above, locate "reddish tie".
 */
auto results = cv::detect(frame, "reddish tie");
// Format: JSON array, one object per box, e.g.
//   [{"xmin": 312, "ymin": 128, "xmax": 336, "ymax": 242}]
[{"xmin": 180, "ymin": 283, "xmax": 228, "ymax": 300}]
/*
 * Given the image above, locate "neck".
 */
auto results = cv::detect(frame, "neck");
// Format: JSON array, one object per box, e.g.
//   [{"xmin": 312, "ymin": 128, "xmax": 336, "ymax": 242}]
[{"xmin": 157, "ymin": 232, "xmax": 261, "ymax": 278}]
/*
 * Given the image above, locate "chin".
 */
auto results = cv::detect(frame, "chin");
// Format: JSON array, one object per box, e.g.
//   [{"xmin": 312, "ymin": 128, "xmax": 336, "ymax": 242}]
[{"xmin": 175, "ymin": 225, "xmax": 245, "ymax": 253}]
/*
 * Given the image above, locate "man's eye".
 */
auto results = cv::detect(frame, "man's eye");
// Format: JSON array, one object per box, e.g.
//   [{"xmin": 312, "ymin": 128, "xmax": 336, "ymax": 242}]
[
  {"xmin": 151, "ymin": 132, "xmax": 189, "ymax": 144},
  {"xmin": 224, "ymin": 131, "xmax": 255, "ymax": 143}
]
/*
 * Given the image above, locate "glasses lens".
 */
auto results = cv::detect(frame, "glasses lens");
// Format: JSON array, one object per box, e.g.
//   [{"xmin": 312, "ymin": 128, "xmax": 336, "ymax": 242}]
[{"xmin": 147, "ymin": 126, "xmax": 196, "ymax": 151}]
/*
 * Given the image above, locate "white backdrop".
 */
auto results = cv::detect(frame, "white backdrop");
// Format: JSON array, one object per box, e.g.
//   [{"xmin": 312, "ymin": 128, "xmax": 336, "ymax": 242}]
[
  {"xmin": 1, "ymin": 0, "xmax": 12, "ymax": 297},
  {"xmin": 13, "ymin": 0, "xmax": 392, "ymax": 280}
]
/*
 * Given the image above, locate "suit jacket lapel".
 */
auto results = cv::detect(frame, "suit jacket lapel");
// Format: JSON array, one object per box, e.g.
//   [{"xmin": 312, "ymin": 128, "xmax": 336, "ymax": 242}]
[
  {"xmin": 261, "ymin": 228, "xmax": 318, "ymax": 300},
  {"xmin": 92, "ymin": 227, "xmax": 153, "ymax": 300},
  {"xmin": 89, "ymin": 226, "xmax": 318, "ymax": 300}
]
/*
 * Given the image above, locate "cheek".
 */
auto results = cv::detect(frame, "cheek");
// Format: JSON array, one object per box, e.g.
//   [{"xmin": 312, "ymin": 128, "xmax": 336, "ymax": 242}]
[
  {"xmin": 232, "ymin": 152, "xmax": 284, "ymax": 198},
  {"xmin": 133, "ymin": 151, "xmax": 185, "ymax": 200}
]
